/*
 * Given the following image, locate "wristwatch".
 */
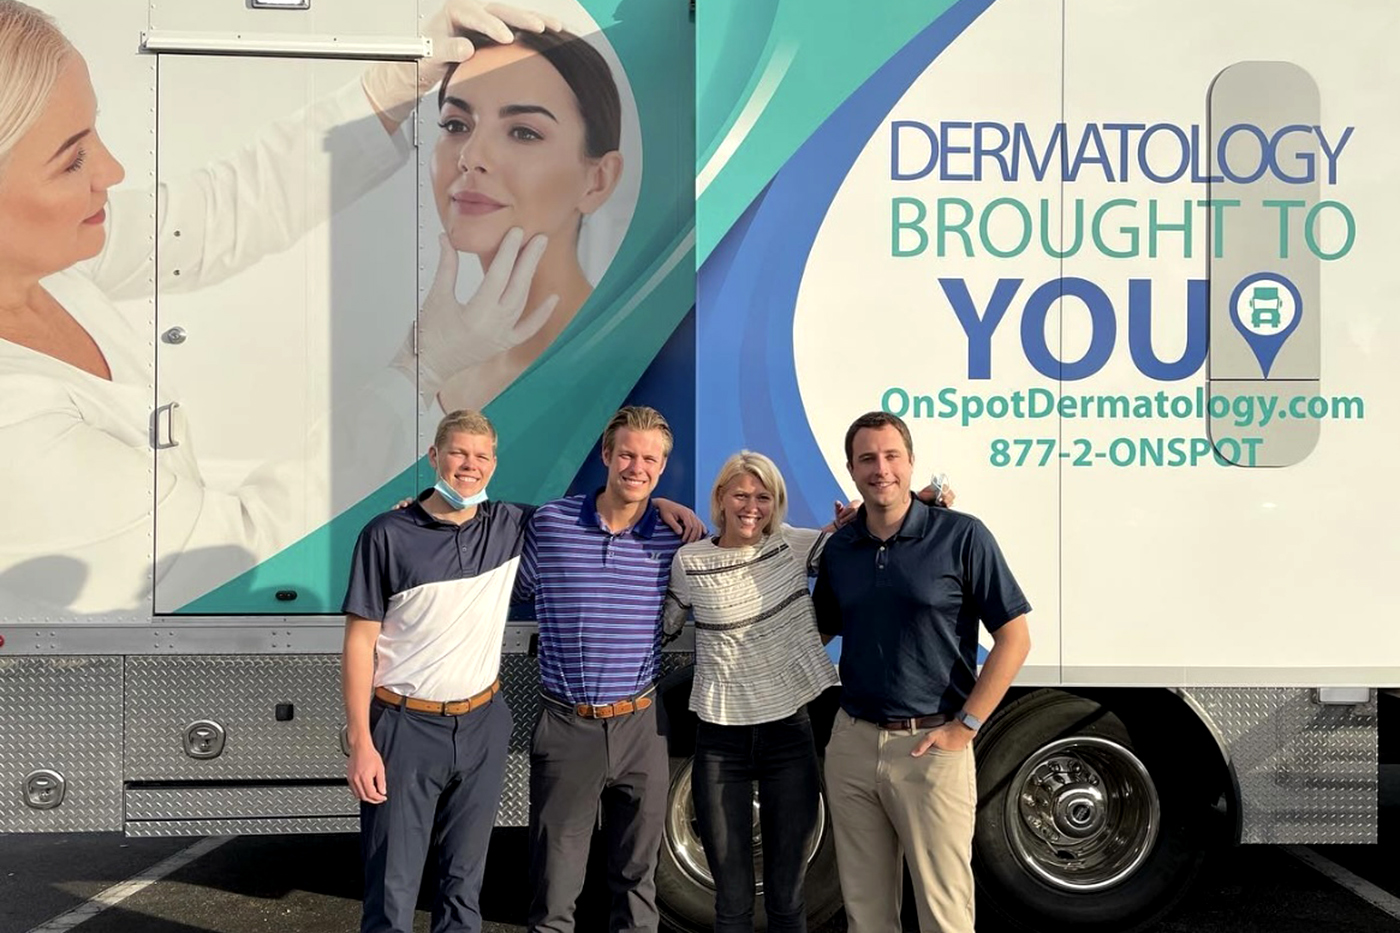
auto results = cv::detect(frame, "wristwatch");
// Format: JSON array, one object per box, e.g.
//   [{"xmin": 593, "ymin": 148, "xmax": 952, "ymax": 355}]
[{"xmin": 954, "ymin": 709, "xmax": 983, "ymax": 734}]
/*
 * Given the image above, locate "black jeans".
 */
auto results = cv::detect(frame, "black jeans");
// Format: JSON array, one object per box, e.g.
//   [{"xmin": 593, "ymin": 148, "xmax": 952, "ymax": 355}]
[{"xmin": 691, "ymin": 708, "xmax": 821, "ymax": 933}]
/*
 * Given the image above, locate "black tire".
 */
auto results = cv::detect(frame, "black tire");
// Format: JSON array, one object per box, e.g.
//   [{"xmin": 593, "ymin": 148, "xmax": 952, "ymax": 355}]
[
  {"xmin": 655, "ymin": 754, "xmax": 843, "ymax": 933},
  {"xmin": 974, "ymin": 683, "xmax": 1215, "ymax": 930},
  {"xmin": 972, "ymin": 689, "xmax": 1219, "ymax": 933}
]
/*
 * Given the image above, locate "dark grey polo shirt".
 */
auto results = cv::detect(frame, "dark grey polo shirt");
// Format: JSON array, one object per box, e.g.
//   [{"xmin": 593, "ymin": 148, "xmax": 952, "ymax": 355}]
[
  {"xmin": 813, "ymin": 497, "xmax": 1030, "ymax": 721},
  {"xmin": 342, "ymin": 498, "xmax": 534, "ymax": 701}
]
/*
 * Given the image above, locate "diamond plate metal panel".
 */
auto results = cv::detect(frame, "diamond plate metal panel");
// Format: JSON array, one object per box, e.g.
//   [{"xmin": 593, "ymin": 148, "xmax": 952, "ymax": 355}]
[
  {"xmin": 118, "ymin": 652, "xmax": 698, "ymax": 826},
  {"xmin": 125, "ymin": 817, "xmax": 358, "ymax": 837},
  {"xmin": 0, "ymin": 657, "xmax": 123, "ymax": 831},
  {"xmin": 126, "ymin": 656, "xmax": 346, "ymax": 780},
  {"xmin": 499, "ymin": 752, "xmax": 531, "ymax": 826},
  {"xmin": 126, "ymin": 784, "xmax": 356, "ymax": 820},
  {"xmin": 1183, "ymin": 688, "xmax": 1377, "ymax": 843},
  {"xmin": 497, "ymin": 653, "xmax": 541, "ymax": 826}
]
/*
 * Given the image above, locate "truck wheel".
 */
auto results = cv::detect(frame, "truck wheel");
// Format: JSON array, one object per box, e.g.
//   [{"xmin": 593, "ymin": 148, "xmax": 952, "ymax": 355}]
[
  {"xmin": 655, "ymin": 755, "xmax": 843, "ymax": 933},
  {"xmin": 972, "ymin": 690, "xmax": 1215, "ymax": 933}
]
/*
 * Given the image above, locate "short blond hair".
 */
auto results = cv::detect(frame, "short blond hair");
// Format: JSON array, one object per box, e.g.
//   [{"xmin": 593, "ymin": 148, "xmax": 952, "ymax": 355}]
[
  {"xmin": 601, "ymin": 405, "xmax": 673, "ymax": 457},
  {"xmin": 0, "ymin": 2, "xmax": 72, "ymax": 169},
  {"xmin": 710, "ymin": 450, "xmax": 787, "ymax": 537},
  {"xmin": 434, "ymin": 409, "xmax": 496, "ymax": 451}
]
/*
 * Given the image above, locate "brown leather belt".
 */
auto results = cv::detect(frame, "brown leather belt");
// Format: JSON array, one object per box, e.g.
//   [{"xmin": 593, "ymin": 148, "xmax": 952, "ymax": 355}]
[
  {"xmin": 874, "ymin": 713, "xmax": 950, "ymax": 731},
  {"xmin": 544, "ymin": 685, "xmax": 655, "ymax": 720},
  {"xmin": 375, "ymin": 680, "xmax": 499, "ymax": 716}
]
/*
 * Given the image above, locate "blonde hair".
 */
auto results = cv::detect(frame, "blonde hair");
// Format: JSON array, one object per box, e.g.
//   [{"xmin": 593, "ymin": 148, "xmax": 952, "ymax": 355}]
[
  {"xmin": 601, "ymin": 405, "xmax": 673, "ymax": 457},
  {"xmin": 710, "ymin": 450, "xmax": 787, "ymax": 537},
  {"xmin": 434, "ymin": 409, "xmax": 496, "ymax": 450},
  {"xmin": 0, "ymin": 2, "xmax": 72, "ymax": 169}
]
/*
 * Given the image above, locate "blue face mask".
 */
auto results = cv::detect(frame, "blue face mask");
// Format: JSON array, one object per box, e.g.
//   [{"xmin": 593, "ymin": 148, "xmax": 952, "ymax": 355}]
[{"xmin": 434, "ymin": 479, "xmax": 488, "ymax": 511}]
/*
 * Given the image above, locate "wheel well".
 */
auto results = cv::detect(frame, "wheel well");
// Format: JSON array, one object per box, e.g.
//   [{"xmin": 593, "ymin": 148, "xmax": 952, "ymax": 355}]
[{"xmin": 657, "ymin": 664, "xmax": 698, "ymax": 758}]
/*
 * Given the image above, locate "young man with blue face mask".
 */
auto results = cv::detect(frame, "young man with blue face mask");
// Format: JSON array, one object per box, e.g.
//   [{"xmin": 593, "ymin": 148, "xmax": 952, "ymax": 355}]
[
  {"xmin": 342, "ymin": 409, "xmax": 702, "ymax": 933},
  {"xmin": 342, "ymin": 409, "xmax": 521, "ymax": 933}
]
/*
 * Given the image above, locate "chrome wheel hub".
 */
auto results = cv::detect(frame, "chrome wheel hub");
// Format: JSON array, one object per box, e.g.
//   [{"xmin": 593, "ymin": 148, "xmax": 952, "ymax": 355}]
[
  {"xmin": 664, "ymin": 757, "xmax": 826, "ymax": 892},
  {"xmin": 1006, "ymin": 735, "xmax": 1160, "ymax": 891}
]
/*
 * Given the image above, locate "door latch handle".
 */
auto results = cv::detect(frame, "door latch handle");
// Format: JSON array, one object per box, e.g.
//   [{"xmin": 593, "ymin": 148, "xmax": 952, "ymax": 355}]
[{"xmin": 151, "ymin": 401, "xmax": 180, "ymax": 450}]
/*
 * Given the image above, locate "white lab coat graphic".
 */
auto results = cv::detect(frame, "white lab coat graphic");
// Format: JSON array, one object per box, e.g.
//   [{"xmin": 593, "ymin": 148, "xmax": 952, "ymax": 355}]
[{"xmin": 0, "ymin": 81, "xmax": 415, "ymax": 615}]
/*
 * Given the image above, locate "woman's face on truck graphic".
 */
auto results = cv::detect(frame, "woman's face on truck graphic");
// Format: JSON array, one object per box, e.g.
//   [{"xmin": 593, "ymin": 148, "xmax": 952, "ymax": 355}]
[
  {"xmin": 430, "ymin": 41, "xmax": 620, "ymax": 263},
  {"xmin": 0, "ymin": 54, "xmax": 124, "ymax": 281}
]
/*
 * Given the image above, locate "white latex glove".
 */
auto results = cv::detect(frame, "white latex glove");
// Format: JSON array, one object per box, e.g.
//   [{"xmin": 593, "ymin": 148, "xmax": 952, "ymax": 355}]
[
  {"xmin": 362, "ymin": 2, "xmax": 565, "ymax": 126},
  {"xmin": 405, "ymin": 228, "xmax": 558, "ymax": 408}
]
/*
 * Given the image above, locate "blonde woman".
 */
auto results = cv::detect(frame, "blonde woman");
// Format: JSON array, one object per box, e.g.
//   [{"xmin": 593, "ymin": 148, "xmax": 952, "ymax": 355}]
[{"xmin": 662, "ymin": 452, "xmax": 950, "ymax": 932}]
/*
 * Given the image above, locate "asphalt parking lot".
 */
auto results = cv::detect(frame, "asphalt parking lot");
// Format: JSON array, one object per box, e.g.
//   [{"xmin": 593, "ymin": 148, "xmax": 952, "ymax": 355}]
[
  {"xmin": 6, "ymin": 703, "xmax": 1398, "ymax": 933},
  {"xmin": 4, "ymin": 776, "xmax": 1397, "ymax": 933}
]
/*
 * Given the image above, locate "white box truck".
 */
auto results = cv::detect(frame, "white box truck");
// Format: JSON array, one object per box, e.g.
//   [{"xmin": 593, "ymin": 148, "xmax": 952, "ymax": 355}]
[{"xmin": 1, "ymin": 1, "xmax": 1393, "ymax": 932}]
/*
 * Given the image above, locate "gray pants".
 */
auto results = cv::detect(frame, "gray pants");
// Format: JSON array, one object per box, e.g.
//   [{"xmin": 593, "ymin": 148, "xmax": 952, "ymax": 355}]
[{"xmin": 526, "ymin": 698, "xmax": 670, "ymax": 933}]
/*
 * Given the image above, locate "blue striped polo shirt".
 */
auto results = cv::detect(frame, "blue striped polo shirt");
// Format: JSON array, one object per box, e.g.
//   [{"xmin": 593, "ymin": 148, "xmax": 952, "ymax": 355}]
[{"xmin": 514, "ymin": 492, "xmax": 682, "ymax": 705}]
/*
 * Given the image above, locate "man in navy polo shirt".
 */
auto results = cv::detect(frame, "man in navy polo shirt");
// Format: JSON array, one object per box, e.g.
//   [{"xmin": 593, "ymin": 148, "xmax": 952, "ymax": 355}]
[
  {"xmin": 814, "ymin": 411, "xmax": 1031, "ymax": 933},
  {"xmin": 343, "ymin": 409, "xmax": 520, "ymax": 933},
  {"xmin": 517, "ymin": 405, "xmax": 688, "ymax": 933}
]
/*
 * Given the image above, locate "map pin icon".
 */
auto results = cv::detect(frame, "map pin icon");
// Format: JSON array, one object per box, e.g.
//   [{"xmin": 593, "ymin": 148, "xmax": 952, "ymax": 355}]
[{"xmin": 1229, "ymin": 272, "xmax": 1303, "ymax": 378}]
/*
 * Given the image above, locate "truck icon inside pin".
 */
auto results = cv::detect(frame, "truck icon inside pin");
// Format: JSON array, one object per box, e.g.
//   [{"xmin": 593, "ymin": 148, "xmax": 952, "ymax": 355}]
[{"xmin": 1249, "ymin": 286, "xmax": 1283, "ymax": 328}]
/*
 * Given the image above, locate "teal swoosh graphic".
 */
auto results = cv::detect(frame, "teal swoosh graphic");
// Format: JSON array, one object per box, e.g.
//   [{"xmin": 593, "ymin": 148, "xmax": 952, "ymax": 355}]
[{"xmin": 696, "ymin": 0, "xmax": 957, "ymax": 266}]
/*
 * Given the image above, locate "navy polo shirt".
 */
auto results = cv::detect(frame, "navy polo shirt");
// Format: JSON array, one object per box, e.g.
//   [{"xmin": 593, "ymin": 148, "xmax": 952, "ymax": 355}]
[
  {"xmin": 813, "ymin": 497, "xmax": 1030, "ymax": 721},
  {"xmin": 342, "ymin": 498, "xmax": 534, "ymax": 702}
]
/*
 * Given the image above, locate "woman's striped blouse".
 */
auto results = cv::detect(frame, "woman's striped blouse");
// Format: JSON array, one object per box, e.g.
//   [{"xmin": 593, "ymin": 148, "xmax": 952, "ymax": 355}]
[{"xmin": 663, "ymin": 525, "xmax": 840, "ymax": 726}]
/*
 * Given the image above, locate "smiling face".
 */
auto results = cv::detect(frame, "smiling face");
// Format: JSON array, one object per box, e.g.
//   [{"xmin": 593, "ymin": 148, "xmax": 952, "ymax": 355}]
[
  {"xmin": 717, "ymin": 472, "xmax": 774, "ymax": 546},
  {"xmin": 431, "ymin": 42, "xmax": 617, "ymax": 258},
  {"xmin": 847, "ymin": 424, "xmax": 914, "ymax": 511},
  {"xmin": 602, "ymin": 426, "xmax": 668, "ymax": 507},
  {"xmin": 0, "ymin": 54, "xmax": 125, "ymax": 282},
  {"xmin": 429, "ymin": 429, "xmax": 497, "ymax": 501}
]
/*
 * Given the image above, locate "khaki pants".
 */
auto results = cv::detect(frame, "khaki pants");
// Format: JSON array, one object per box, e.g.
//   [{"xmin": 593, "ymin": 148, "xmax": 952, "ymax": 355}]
[{"xmin": 823, "ymin": 710, "xmax": 976, "ymax": 933}]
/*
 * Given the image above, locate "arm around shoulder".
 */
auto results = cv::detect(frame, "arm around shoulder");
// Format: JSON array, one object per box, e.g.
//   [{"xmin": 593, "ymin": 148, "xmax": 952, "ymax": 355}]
[{"xmin": 662, "ymin": 550, "xmax": 693, "ymax": 639}]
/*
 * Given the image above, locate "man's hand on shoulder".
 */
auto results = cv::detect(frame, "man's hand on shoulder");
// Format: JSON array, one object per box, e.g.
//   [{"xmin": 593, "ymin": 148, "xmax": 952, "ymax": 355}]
[
  {"xmin": 829, "ymin": 499, "xmax": 861, "ymax": 532},
  {"xmin": 915, "ymin": 476, "xmax": 956, "ymax": 508},
  {"xmin": 654, "ymin": 498, "xmax": 707, "ymax": 543},
  {"xmin": 393, "ymin": 488, "xmax": 434, "ymax": 511}
]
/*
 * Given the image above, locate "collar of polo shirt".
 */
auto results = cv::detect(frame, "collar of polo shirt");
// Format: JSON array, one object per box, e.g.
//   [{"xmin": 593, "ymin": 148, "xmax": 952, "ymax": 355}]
[
  {"xmin": 855, "ymin": 494, "xmax": 930, "ymax": 543},
  {"xmin": 576, "ymin": 487, "xmax": 661, "ymax": 538}
]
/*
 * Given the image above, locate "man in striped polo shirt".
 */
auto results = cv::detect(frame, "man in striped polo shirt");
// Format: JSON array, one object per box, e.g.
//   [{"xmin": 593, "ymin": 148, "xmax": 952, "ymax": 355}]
[{"xmin": 517, "ymin": 406, "xmax": 687, "ymax": 933}]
